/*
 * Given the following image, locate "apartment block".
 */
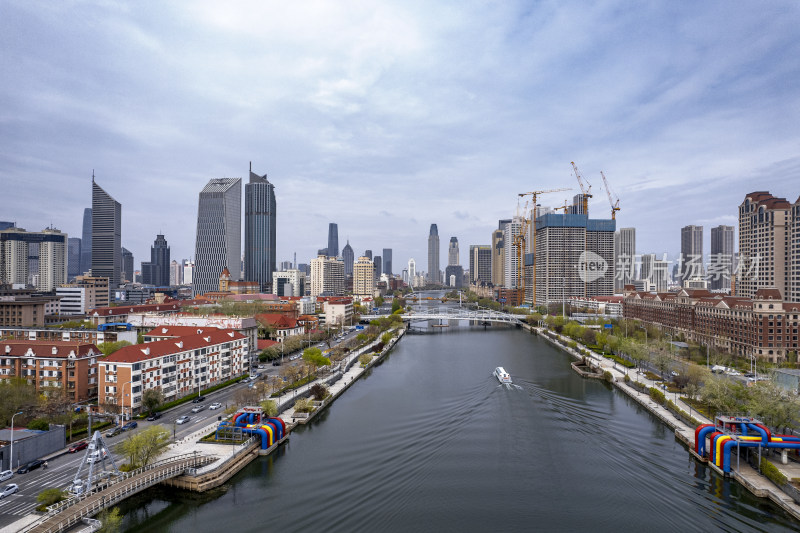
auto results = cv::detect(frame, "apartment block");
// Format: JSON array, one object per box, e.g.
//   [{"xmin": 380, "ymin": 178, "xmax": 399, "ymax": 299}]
[
  {"xmin": 310, "ymin": 254, "xmax": 344, "ymax": 297},
  {"xmin": 353, "ymin": 256, "xmax": 375, "ymax": 298}
]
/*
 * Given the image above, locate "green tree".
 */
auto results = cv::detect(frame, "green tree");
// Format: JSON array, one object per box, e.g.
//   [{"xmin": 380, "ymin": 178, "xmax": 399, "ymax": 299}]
[
  {"xmin": 302, "ymin": 347, "xmax": 331, "ymax": 373},
  {"xmin": 36, "ymin": 488, "xmax": 67, "ymax": 509},
  {"xmin": 375, "ymin": 295, "xmax": 385, "ymax": 307},
  {"xmin": 0, "ymin": 378, "xmax": 40, "ymax": 427},
  {"xmin": 391, "ymin": 299, "xmax": 402, "ymax": 314},
  {"xmin": 260, "ymin": 399, "xmax": 278, "ymax": 417},
  {"xmin": 359, "ymin": 353, "xmax": 373, "ymax": 366},
  {"xmin": 96, "ymin": 507, "xmax": 123, "ymax": 533},
  {"xmin": 97, "ymin": 341, "xmax": 132, "ymax": 356},
  {"xmin": 380, "ymin": 331, "xmax": 393, "ymax": 345},
  {"xmin": 142, "ymin": 387, "xmax": 165, "ymax": 415},
  {"xmin": 119, "ymin": 425, "xmax": 171, "ymax": 468}
]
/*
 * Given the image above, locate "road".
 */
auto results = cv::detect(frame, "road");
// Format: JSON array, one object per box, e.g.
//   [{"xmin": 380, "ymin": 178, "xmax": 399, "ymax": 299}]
[{"xmin": 0, "ymin": 327, "xmax": 361, "ymax": 529}]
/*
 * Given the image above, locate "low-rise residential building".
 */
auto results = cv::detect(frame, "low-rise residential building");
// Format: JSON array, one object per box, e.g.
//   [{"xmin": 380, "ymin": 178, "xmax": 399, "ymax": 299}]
[
  {"xmin": 0, "ymin": 326, "xmax": 134, "ymax": 345},
  {"xmin": 0, "ymin": 293, "xmax": 61, "ymax": 327},
  {"xmin": 255, "ymin": 314, "xmax": 304, "ymax": 340},
  {"xmin": 320, "ymin": 297, "xmax": 354, "ymax": 328},
  {"xmin": 0, "ymin": 340, "xmax": 100, "ymax": 401},
  {"xmin": 99, "ymin": 329, "xmax": 247, "ymax": 413},
  {"xmin": 89, "ymin": 302, "xmax": 183, "ymax": 326},
  {"xmin": 569, "ymin": 296, "xmax": 623, "ymax": 317},
  {"xmin": 126, "ymin": 313, "xmax": 258, "ymax": 355}
]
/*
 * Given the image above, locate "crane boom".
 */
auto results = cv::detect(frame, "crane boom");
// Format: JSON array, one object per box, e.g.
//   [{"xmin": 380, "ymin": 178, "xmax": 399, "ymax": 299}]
[
  {"xmin": 600, "ymin": 171, "xmax": 620, "ymax": 219},
  {"xmin": 570, "ymin": 161, "xmax": 592, "ymax": 215}
]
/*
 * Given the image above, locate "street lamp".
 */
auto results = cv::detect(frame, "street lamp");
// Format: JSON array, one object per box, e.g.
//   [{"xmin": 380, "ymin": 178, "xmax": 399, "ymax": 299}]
[{"xmin": 10, "ymin": 411, "xmax": 23, "ymax": 471}]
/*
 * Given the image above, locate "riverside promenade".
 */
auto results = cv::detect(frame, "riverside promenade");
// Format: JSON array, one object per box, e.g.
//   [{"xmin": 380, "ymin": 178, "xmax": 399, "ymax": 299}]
[{"xmin": 532, "ymin": 325, "xmax": 800, "ymax": 521}]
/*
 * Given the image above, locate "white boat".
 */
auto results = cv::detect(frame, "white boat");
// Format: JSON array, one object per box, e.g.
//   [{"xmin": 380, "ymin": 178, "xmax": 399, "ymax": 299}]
[{"xmin": 493, "ymin": 366, "xmax": 512, "ymax": 384}]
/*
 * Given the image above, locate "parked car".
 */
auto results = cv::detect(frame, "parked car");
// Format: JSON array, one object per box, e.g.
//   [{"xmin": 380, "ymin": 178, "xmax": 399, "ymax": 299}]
[
  {"xmin": 68, "ymin": 441, "xmax": 89, "ymax": 453},
  {"xmin": 146, "ymin": 412, "xmax": 162, "ymax": 421},
  {"xmin": 209, "ymin": 402, "xmax": 222, "ymax": 410},
  {"xmin": 16, "ymin": 460, "xmax": 44, "ymax": 474},
  {"xmin": 191, "ymin": 405, "xmax": 205, "ymax": 413},
  {"xmin": 176, "ymin": 415, "xmax": 191, "ymax": 424},
  {"xmin": 272, "ymin": 360, "xmax": 281, "ymax": 366},
  {"xmin": 191, "ymin": 396, "xmax": 206, "ymax": 403},
  {"xmin": 122, "ymin": 421, "xmax": 138, "ymax": 431},
  {"xmin": 0, "ymin": 470, "xmax": 13, "ymax": 482},
  {"xmin": 0, "ymin": 484, "xmax": 19, "ymax": 499},
  {"xmin": 105, "ymin": 427, "xmax": 123, "ymax": 438}
]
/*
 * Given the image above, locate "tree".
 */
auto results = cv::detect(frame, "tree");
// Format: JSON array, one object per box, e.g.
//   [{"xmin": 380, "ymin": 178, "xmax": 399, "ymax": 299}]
[
  {"xmin": 142, "ymin": 387, "xmax": 165, "ymax": 415},
  {"xmin": 260, "ymin": 399, "xmax": 278, "ymax": 417},
  {"xmin": 302, "ymin": 347, "xmax": 331, "ymax": 374},
  {"xmin": 652, "ymin": 352, "xmax": 672, "ymax": 378},
  {"xmin": 391, "ymin": 299, "xmax": 402, "ymax": 314},
  {"xmin": 582, "ymin": 328, "xmax": 597, "ymax": 346},
  {"xmin": 97, "ymin": 507, "xmax": 123, "ymax": 533},
  {"xmin": 310, "ymin": 384, "xmax": 328, "ymax": 401},
  {"xmin": 36, "ymin": 488, "xmax": 67, "ymax": 510},
  {"xmin": 380, "ymin": 331, "xmax": 393, "ymax": 345},
  {"xmin": 97, "ymin": 341, "xmax": 132, "ymax": 356},
  {"xmin": 359, "ymin": 353, "xmax": 372, "ymax": 366},
  {"xmin": 119, "ymin": 425, "xmax": 171, "ymax": 468},
  {"xmin": 0, "ymin": 378, "xmax": 40, "ymax": 427}
]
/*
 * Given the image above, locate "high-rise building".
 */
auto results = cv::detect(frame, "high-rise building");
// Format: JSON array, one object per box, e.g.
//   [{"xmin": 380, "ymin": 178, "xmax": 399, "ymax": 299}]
[
  {"xmin": 469, "ymin": 245, "xmax": 492, "ymax": 284},
  {"xmin": 327, "ymin": 223, "xmax": 339, "ymax": 258},
  {"xmin": 503, "ymin": 217, "xmax": 525, "ymax": 290},
  {"xmin": 80, "ymin": 208, "xmax": 92, "ymax": 276},
  {"xmin": 121, "ymin": 248, "xmax": 134, "ymax": 284},
  {"xmin": 445, "ymin": 265, "xmax": 464, "ymax": 288},
  {"xmin": 91, "ymin": 178, "xmax": 122, "ymax": 288},
  {"xmin": 170, "ymin": 260, "xmax": 183, "ymax": 286},
  {"xmin": 141, "ymin": 234, "xmax": 170, "ymax": 286},
  {"xmin": 533, "ymin": 209, "xmax": 615, "ymax": 305},
  {"xmin": 652, "ymin": 257, "xmax": 670, "ymax": 293},
  {"xmin": 0, "ymin": 222, "xmax": 15, "ymax": 231},
  {"xmin": 37, "ymin": 228, "xmax": 68, "ymax": 292},
  {"xmin": 680, "ymin": 225, "xmax": 704, "ymax": 287},
  {"xmin": 382, "ymin": 248, "xmax": 392, "ymax": 276},
  {"xmin": 364, "ymin": 249, "xmax": 372, "ymax": 260},
  {"xmin": 183, "ymin": 260, "xmax": 194, "ymax": 285},
  {"xmin": 194, "ymin": 178, "xmax": 242, "ymax": 296},
  {"xmin": 272, "ymin": 269, "xmax": 306, "ymax": 297},
  {"xmin": 710, "ymin": 225, "xmax": 735, "ymax": 291},
  {"xmin": 408, "ymin": 258, "xmax": 416, "ymax": 280},
  {"xmin": 448, "ymin": 237, "xmax": 459, "ymax": 266},
  {"xmin": 310, "ymin": 254, "xmax": 344, "ymax": 297},
  {"xmin": 68, "ymin": 237, "xmax": 81, "ymax": 279},
  {"xmin": 374, "ymin": 256, "xmax": 382, "ymax": 279},
  {"xmin": 738, "ymin": 192, "xmax": 798, "ymax": 301},
  {"xmin": 614, "ymin": 227, "xmax": 636, "ymax": 292},
  {"xmin": 353, "ymin": 256, "xmax": 375, "ymax": 298},
  {"xmin": 244, "ymin": 166, "xmax": 276, "ymax": 292},
  {"xmin": 491, "ymin": 229, "xmax": 505, "ymax": 287},
  {"xmin": 342, "ymin": 241, "xmax": 354, "ymax": 276},
  {"xmin": 1, "ymin": 227, "xmax": 68, "ymax": 291},
  {"xmin": 428, "ymin": 224, "xmax": 440, "ymax": 284}
]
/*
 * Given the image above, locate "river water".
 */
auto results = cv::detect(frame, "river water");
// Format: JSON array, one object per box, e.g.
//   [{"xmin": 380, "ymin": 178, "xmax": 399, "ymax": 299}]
[{"xmin": 119, "ymin": 323, "xmax": 797, "ymax": 532}]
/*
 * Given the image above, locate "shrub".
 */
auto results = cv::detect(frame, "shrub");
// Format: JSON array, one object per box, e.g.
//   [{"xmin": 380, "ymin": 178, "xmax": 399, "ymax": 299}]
[
  {"xmin": 603, "ymin": 370, "xmax": 614, "ymax": 382},
  {"xmin": 359, "ymin": 353, "xmax": 373, "ymax": 367},
  {"xmin": 119, "ymin": 463, "xmax": 137, "ymax": 472},
  {"xmin": 649, "ymin": 387, "xmax": 666, "ymax": 405},
  {"xmin": 761, "ymin": 457, "xmax": 788, "ymax": 487},
  {"xmin": 567, "ymin": 341, "xmax": 578, "ymax": 350},
  {"xmin": 36, "ymin": 488, "xmax": 67, "ymax": 510},
  {"xmin": 293, "ymin": 398, "xmax": 314, "ymax": 414},
  {"xmin": 623, "ymin": 373, "xmax": 631, "ymax": 383},
  {"xmin": 310, "ymin": 384, "xmax": 328, "ymax": 401},
  {"xmin": 27, "ymin": 418, "xmax": 50, "ymax": 431}
]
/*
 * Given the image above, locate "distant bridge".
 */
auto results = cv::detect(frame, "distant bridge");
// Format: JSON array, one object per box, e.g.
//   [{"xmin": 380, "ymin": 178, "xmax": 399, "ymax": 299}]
[{"xmin": 401, "ymin": 307, "xmax": 525, "ymax": 326}]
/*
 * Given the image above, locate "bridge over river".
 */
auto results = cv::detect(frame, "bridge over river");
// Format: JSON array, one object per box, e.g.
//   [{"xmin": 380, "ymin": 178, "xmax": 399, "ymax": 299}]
[{"xmin": 366, "ymin": 307, "xmax": 527, "ymax": 326}]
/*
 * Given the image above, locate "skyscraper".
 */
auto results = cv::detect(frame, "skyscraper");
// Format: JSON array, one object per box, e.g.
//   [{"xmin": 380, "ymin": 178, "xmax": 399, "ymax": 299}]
[
  {"xmin": 504, "ymin": 217, "xmax": 524, "ymax": 290},
  {"xmin": 448, "ymin": 237, "xmax": 459, "ymax": 266},
  {"xmin": 614, "ymin": 227, "xmax": 636, "ymax": 292},
  {"xmin": 680, "ymin": 225, "xmax": 704, "ymax": 287},
  {"xmin": 327, "ymin": 223, "xmax": 339, "ymax": 258},
  {"xmin": 364, "ymin": 249, "xmax": 372, "ymax": 260},
  {"xmin": 0, "ymin": 227, "xmax": 68, "ymax": 291},
  {"xmin": 710, "ymin": 225, "xmax": 735, "ymax": 291},
  {"xmin": 170, "ymin": 259, "xmax": 182, "ymax": 286},
  {"xmin": 491, "ymin": 229, "xmax": 505, "ymax": 287},
  {"xmin": 121, "ymin": 248, "xmax": 133, "ymax": 284},
  {"xmin": 245, "ymin": 166, "xmax": 277, "ymax": 291},
  {"xmin": 68, "ymin": 237, "xmax": 81, "ymax": 279},
  {"xmin": 310, "ymin": 254, "xmax": 344, "ymax": 296},
  {"xmin": 353, "ymin": 256, "xmax": 375, "ymax": 298},
  {"xmin": 428, "ymin": 224, "xmax": 440, "ymax": 284},
  {"xmin": 469, "ymin": 245, "xmax": 492, "ymax": 284},
  {"xmin": 194, "ymin": 178, "xmax": 242, "ymax": 296},
  {"xmin": 382, "ymin": 248, "xmax": 392, "ymax": 276},
  {"xmin": 408, "ymin": 258, "xmax": 416, "ymax": 282},
  {"xmin": 342, "ymin": 241, "xmax": 354, "ymax": 276},
  {"xmin": 91, "ymin": 178, "xmax": 122, "ymax": 287},
  {"xmin": 80, "ymin": 208, "xmax": 92, "ymax": 276},
  {"xmin": 37, "ymin": 228, "xmax": 68, "ymax": 292},
  {"xmin": 374, "ymin": 256, "xmax": 382, "ymax": 279},
  {"xmin": 141, "ymin": 234, "xmax": 170, "ymax": 286}
]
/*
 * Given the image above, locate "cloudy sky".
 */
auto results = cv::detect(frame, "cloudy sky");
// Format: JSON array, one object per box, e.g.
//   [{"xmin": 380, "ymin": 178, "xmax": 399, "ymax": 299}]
[{"xmin": 2, "ymin": 1, "xmax": 799, "ymax": 275}]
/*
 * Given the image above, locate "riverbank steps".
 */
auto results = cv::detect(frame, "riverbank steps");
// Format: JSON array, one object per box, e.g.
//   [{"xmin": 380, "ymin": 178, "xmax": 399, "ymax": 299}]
[{"xmin": 526, "ymin": 323, "xmax": 800, "ymax": 521}]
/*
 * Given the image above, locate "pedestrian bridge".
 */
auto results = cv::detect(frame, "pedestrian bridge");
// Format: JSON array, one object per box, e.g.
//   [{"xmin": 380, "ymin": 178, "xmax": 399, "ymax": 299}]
[
  {"xmin": 401, "ymin": 307, "xmax": 526, "ymax": 325},
  {"xmin": 21, "ymin": 453, "xmax": 215, "ymax": 533}
]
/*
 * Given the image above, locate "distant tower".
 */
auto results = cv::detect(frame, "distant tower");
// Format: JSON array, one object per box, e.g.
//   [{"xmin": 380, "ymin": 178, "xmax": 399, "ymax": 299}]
[
  {"xmin": 91, "ymin": 177, "xmax": 122, "ymax": 287},
  {"xmin": 448, "ymin": 237, "xmax": 459, "ymax": 266},
  {"xmin": 194, "ymin": 178, "xmax": 242, "ymax": 296},
  {"xmin": 328, "ymin": 223, "xmax": 339, "ymax": 258},
  {"xmin": 408, "ymin": 258, "xmax": 416, "ymax": 282},
  {"xmin": 342, "ymin": 240, "xmax": 354, "ymax": 276},
  {"xmin": 382, "ymin": 248, "xmax": 392, "ymax": 276},
  {"xmin": 428, "ymin": 224, "xmax": 440, "ymax": 284},
  {"xmin": 364, "ymin": 249, "xmax": 372, "ymax": 260},
  {"xmin": 141, "ymin": 234, "xmax": 170, "ymax": 286},
  {"xmin": 680, "ymin": 225, "xmax": 704, "ymax": 287},
  {"xmin": 80, "ymin": 207, "xmax": 92, "ymax": 275},
  {"xmin": 710, "ymin": 225, "xmax": 734, "ymax": 291},
  {"xmin": 121, "ymin": 247, "xmax": 134, "ymax": 284},
  {"xmin": 245, "ymin": 165, "xmax": 277, "ymax": 291},
  {"xmin": 614, "ymin": 228, "xmax": 636, "ymax": 292}
]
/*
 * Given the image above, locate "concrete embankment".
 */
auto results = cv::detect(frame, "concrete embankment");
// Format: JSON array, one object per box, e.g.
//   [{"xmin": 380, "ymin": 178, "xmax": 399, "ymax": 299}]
[{"xmin": 525, "ymin": 323, "xmax": 800, "ymax": 521}]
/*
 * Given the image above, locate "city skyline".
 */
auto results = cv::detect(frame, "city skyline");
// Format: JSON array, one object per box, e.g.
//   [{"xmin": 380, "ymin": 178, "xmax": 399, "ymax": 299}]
[{"xmin": 2, "ymin": 2, "xmax": 799, "ymax": 267}]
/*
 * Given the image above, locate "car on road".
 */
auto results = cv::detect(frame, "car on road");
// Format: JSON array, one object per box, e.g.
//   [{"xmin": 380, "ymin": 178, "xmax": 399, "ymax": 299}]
[
  {"xmin": 68, "ymin": 441, "xmax": 89, "ymax": 453},
  {"xmin": 209, "ymin": 402, "xmax": 222, "ymax": 410},
  {"xmin": 191, "ymin": 405, "xmax": 205, "ymax": 413},
  {"xmin": 191, "ymin": 396, "xmax": 206, "ymax": 403},
  {"xmin": 16, "ymin": 459, "xmax": 44, "ymax": 474},
  {"xmin": 86, "ymin": 449, "xmax": 108, "ymax": 464},
  {"xmin": 0, "ymin": 484, "xmax": 19, "ymax": 499},
  {"xmin": 122, "ymin": 421, "xmax": 138, "ymax": 431},
  {"xmin": 0, "ymin": 470, "xmax": 13, "ymax": 482},
  {"xmin": 272, "ymin": 360, "xmax": 281, "ymax": 366},
  {"xmin": 176, "ymin": 415, "xmax": 191, "ymax": 424},
  {"xmin": 146, "ymin": 412, "xmax": 162, "ymax": 421},
  {"xmin": 105, "ymin": 427, "xmax": 123, "ymax": 438}
]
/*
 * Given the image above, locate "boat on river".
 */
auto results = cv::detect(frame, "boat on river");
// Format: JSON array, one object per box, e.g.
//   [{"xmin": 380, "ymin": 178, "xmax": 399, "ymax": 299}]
[{"xmin": 493, "ymin": 366, "xmax": 512, "ymax": 384}]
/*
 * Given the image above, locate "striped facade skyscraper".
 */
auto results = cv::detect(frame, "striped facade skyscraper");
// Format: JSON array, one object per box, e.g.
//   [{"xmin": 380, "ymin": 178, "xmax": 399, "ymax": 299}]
[
  {"xmin": 194, "ymin": 178, "xmax": 242, "ymax": 296},
  {"xmin": 91, "ymin": 178, "xmax": 122, "ymax": 287},
  {"xmin": 428, "ymin": 224, "xmax": 440, "ymax": 284},
  {"xmin": 245, "ymin": 166, "xmax": 276, "ymax": 291}
]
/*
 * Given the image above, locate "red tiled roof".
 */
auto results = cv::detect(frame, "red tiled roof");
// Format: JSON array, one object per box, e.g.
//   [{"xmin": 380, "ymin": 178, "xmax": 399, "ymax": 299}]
[
  {"xmin": 754, "ymin": 287, "xmax": 783, "ymax": 300},
  {"xmin": 144, "ymin": 325, "xmax": 221, "ymax": 337},
  {"xmin": 91, "ymin": 303, "xmax": 182, "ymax": 316},
  {"xmin": 1, "ymin": 340, "xmax": 99, "ymax": 358},
  {"xmin": 257, "ymin": 339, "xmax": 279, "ymax": 350},
  {"xmin": 106, "ymin": 329, "xmax": 246, "ymax": 364},
  {"xmin": 255, "ymin": 314, "xmax": 298, "ymax": 329}
]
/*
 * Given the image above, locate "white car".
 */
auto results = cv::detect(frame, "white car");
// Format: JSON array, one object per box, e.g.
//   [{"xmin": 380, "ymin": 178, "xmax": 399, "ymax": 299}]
[
  {"xmin": 209, "ymin": 402, "xmax": 222, "ymax": 410},
  {"xmin": 86, "ymin": 450, "xmax": 108, "ymax": 464},
  {"xmin": 176, "ymin": 415, "xmax": 191, "ymax": 424},
  {"xmin": 0, "ymin": 470, "xmax": 12, "ymax": 482},
  {"xmin": 0, "ymin": 484, "xmax": 19, "ymax": 499},
  {"xmin": 191, "ymin": 405, "xmax": 205, "ymax": 413}
]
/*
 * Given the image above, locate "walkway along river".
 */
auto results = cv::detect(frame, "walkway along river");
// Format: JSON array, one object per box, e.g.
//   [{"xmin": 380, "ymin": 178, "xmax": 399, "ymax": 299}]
[{"xmin": 117, "ymin": 326, "xmax": 798, "ymax": 532}]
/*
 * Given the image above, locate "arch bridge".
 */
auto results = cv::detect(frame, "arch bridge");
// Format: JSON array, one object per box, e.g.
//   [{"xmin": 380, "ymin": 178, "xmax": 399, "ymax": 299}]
[{"xmin": 401, "ymin": 307, "xmax": 525, "ymax": 326}]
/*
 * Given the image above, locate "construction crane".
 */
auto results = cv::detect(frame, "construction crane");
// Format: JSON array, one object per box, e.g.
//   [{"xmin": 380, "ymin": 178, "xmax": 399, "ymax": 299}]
[
  {"xmin": 600, "ymin": 171, "xmax": 620, "ymax": 219},
  {"xmin": 570, "ymin": 161, "xmax": 592, "ymax": 215},
  {"xmin": 515, "ymin": 187, "xmax": 572, "ymax": 307}
]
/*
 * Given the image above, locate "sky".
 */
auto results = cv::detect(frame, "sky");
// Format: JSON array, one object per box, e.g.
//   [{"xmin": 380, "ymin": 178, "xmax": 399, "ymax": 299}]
[{"xmin": 2, "ymin": 0, "xmax": 800, "ymax": 276}]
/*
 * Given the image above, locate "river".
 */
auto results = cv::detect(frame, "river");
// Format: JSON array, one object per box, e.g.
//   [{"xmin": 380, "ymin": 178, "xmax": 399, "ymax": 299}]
[{"xmin": 118, "ymin": 320, "xmax": 797, "ymax": 532}]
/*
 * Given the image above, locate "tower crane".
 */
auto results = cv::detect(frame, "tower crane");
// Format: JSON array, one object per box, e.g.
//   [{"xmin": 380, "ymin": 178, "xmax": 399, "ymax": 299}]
[
  {"xmin": 600, "ymin": 171, "xmax": 620, "ymax": 219},
  {"xmin": 515, "ymin": 187, "xmax": 572, "ymax": 307},
  {"xmin": 570, "ymin": 161, "xmax": 592, "ymax": 216}
]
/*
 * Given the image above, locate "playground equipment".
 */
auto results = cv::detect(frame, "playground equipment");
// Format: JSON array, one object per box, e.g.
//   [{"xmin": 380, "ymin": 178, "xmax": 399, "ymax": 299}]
[
  {"xmin": 215, "ymin": 406, "xmax": 288, "ymax": 450},
  {"xmin": 695, "ymin": 415, "xmax": 800, "ymax": 474}
]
